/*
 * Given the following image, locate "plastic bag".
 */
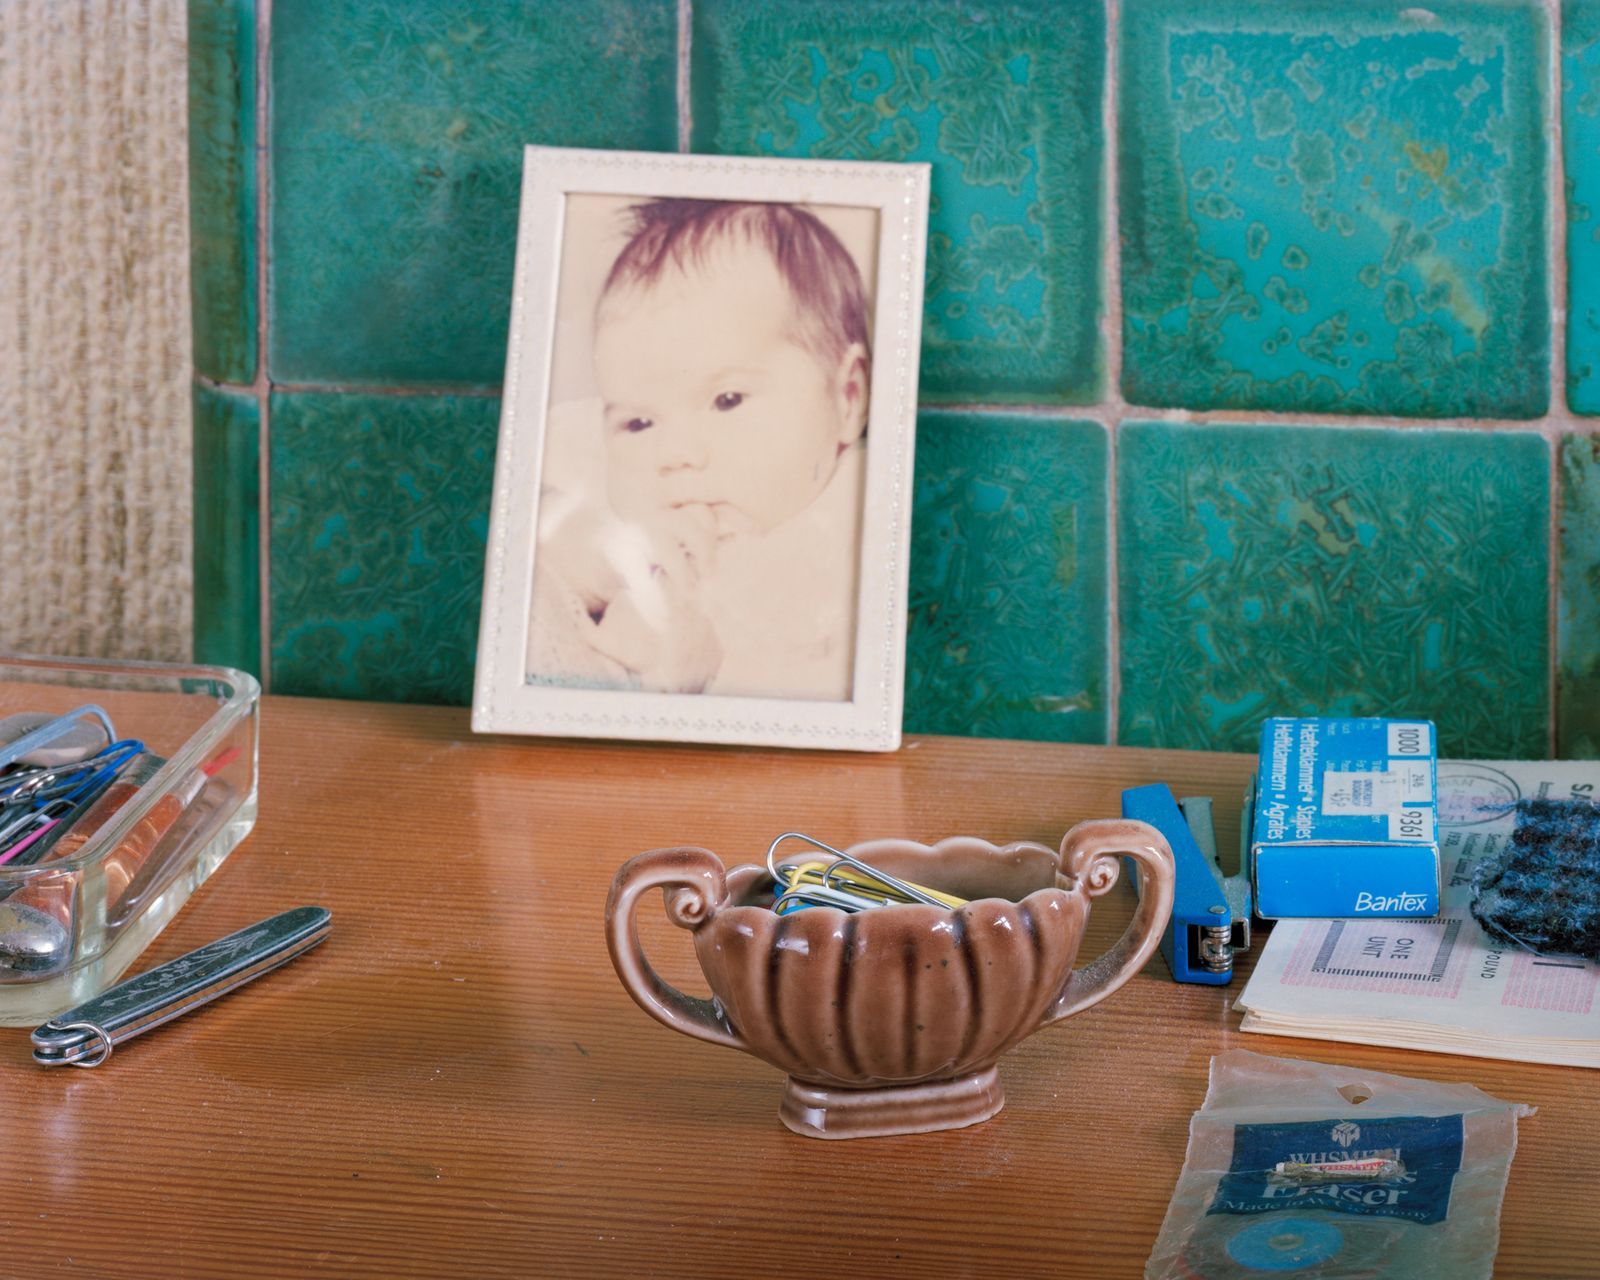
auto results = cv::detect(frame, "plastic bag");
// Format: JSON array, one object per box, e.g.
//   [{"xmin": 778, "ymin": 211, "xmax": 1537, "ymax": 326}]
[{"xmin": 1145, "ymin": 1050, "xmax": 1532, "ymax": 1279}]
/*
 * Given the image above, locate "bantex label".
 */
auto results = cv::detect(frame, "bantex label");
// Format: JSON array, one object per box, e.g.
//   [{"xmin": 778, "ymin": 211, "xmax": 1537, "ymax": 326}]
[{"xmin": 1207, "ymin": 1114, "xmax": 1464, "ymax": 1224}]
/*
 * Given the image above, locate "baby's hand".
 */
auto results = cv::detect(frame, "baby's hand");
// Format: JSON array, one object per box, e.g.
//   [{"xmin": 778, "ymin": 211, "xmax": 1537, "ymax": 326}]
[
  {"xmin": 537, "ymin": 492, "xmax": 626, "ymax": 616},
  {"xmin": 648, "ymin": 502, "xmax": 719, "ymax": 583},
  {"xmin": 539, "ymin": 491, "xmax": 723, "ymax": 691},
  {"xmin": 586, "ymin": 559, "xmax": 722, "ymax": 694}
]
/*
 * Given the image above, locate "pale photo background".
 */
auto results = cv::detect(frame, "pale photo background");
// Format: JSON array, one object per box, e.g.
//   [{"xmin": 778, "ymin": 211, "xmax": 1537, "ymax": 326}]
[
  {"xmin": 0, "ymin": 1, "xmax": 193, "ymax": 661},
  {"xmin": 530, "ymin": 193, "xmax": 882, "ymax": 696},
  {"xmin": 524, "ymin": 192, "xmax": 883, "ymax": 700}
]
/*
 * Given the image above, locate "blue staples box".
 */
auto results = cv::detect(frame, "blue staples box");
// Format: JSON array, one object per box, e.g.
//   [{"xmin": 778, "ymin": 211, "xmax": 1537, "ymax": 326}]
[{"xmin": 1250, "ymin": 717, "xmax": 1439, "ymax": 919}]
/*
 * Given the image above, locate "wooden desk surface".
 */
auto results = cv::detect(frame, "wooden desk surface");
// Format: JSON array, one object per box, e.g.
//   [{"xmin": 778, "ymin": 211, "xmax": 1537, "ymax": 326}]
[{"xmin": 3, "ymin": 698, "xmax": 1594, "ymax": 1278}]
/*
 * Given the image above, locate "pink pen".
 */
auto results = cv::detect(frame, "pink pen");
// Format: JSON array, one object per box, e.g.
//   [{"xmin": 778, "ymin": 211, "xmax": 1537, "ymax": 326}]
[{"xmin": 0, "ymin": 815, "xmax": 59, "ymax": 867}]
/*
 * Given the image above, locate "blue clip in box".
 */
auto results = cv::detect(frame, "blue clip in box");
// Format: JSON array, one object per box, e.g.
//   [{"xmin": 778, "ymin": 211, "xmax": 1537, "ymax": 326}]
[{"xmin": 1250, "ymin": 717, "xmax": 1439, "ymax": 919}]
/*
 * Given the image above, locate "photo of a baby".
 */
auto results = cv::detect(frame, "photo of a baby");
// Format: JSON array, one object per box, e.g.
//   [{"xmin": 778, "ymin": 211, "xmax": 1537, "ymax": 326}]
[{"xmin": 527, "ymin": 194, "xmax": 878, "ymax": 701}]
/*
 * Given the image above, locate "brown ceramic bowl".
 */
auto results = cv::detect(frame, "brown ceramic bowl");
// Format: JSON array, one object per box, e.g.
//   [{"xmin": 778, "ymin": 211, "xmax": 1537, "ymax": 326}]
[{"xmin": 606, "ymin": 819, "xmax": 1174, "ymax": 1138}]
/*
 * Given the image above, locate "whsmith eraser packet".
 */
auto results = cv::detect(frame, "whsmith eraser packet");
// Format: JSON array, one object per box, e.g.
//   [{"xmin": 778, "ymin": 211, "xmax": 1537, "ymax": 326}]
[{"xmin": 1250, "ymin": 717, "xmax": 1439, "ymax": 919}]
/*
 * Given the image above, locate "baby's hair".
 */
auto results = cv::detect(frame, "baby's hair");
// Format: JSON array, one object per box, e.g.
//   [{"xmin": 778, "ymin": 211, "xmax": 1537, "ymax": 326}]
[{"xmin": 599, "ymin": 199, "xmax": 870, "ymax": 367}]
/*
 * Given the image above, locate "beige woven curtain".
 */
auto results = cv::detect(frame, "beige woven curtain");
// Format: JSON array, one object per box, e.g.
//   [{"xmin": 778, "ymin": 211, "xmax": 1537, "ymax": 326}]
[{"xmin": 0, "ymin": 0, "xmax": 193, "ymax": 661}]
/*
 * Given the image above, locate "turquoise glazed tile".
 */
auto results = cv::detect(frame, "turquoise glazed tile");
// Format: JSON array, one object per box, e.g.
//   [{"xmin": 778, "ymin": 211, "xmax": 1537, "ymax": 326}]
[
  {"xmin": 192, "ymin": 383, "xmax": 261, "ymax": 675},
  {"xmin": 1559, "ymin": 434, "xmax": 1600, "ymax": 755},
  {"xmin": 269, "ymin": 1, "xmax": 677, "ymax": 387},
  {"xmin": 691, "ymin": 0, "xmax": 1104, "ymax": 404},
  {"xmin": 1120, "ymin": 0, "xmax": 1549, "ymax": 418},
  {"xmin": 269, "ymin": 392, "xmax": 497, "ymax": 703},
  {"xmin": 905, "ymin": 413, "xmax": 1108, "ymax": 742},
  {"xmin": 1565, "ymin": 2, "xmax": 1600, "ymax": 413},
  {"xmin": 187, "ymin": 0, "xmax": 256, "ymax": 384},
  {"xmin": 1118, "ymin": 421, "xmax": 1549, "ymax": 756}
]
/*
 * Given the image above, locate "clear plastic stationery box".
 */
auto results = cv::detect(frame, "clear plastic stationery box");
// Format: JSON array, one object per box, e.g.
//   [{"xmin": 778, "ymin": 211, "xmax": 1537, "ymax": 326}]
[{"xmin": 0, "ymin": 654, "xmax": 259, "ymax": 1024}]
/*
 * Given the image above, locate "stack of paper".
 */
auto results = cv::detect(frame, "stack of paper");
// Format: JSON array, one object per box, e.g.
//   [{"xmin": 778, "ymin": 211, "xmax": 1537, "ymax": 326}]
[{"xmin": 1237, "ymin": 760, "xmax": 1600, "ymax": 1068}]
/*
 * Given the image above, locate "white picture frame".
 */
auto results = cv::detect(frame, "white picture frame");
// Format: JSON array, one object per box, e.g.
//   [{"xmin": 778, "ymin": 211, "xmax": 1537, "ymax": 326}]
[{"xmin": 472, "ymin": 146, "xmax": 930, "ymax": 751}]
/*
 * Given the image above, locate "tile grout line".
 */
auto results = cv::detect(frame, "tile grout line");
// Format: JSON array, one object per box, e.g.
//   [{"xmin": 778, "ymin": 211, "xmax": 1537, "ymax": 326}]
[
  {"xmin": 677, "ymin": 0, "xmax": 692, "ymax": 152},
  {"xmin": 218, "ymin": 384, "xmax": 1600, "ymax": 433},
  {"xmin": 249, "ymin": 383, "xmax": 1600, "ymax": 431},
  {"xmin": 268, "ymin": 381, "xmax": 502, "ymax": 399},
  {"xmin": 1102, "ymin": 0, "xmax": 1124, "ymax": 746},
  {"xmin": 1546, "ymin": 0, "xmax": 1569, "ymax": 756},
  {"xmin": 255, "ymin": 0, "xmax": 273, "ymax": 691},
  {"xmin": 977, "ymin": 405, "xmax": 1573, "ymax": 432}
]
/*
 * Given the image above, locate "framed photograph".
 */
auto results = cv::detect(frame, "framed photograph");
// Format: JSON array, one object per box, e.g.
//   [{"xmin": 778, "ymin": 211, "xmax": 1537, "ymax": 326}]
[{"xmin": 472, "ymin": 147, "xmax": 930, "ymax": 750}]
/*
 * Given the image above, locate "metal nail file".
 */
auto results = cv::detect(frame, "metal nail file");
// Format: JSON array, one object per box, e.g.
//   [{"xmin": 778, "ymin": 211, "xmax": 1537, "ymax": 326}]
[{"xmin": 30, "ymin": 906, "xmax": 331, "ymax": 1067}]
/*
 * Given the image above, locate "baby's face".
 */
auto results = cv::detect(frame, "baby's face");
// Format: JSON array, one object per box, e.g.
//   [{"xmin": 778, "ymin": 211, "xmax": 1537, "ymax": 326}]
[{"xmin": 593, "ymin": 237, "xmax": 867, "ymax": 541}]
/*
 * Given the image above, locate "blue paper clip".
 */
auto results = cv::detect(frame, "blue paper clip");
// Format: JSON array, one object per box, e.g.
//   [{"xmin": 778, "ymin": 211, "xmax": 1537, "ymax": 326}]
[
  {"xmin": 0, "ymin": 740, "xmax": 139, "ymax": 810},
  {"xmin": 1121, "ymin": 783, "xmax": 1253, "ymax": 985}
]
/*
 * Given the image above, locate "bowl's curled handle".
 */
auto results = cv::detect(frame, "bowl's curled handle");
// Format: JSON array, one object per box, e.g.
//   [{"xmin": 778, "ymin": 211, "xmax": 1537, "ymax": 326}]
[
  {"xmin": 1043, "ymin": 818, "xmax": 1175, "ymax": 1026},
  {"xmin": 605, "ymin": 846, "xmax": 749, "ymax": 1053}
]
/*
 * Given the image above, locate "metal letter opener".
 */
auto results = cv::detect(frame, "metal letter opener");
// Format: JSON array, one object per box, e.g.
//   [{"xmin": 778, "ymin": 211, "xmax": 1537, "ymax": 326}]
[{"xmin": 30, "ymin": 906, "xmax": 331, "ymax": 1067}]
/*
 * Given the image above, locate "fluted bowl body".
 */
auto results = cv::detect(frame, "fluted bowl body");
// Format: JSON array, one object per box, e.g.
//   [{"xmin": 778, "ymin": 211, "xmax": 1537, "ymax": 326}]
[{"xmin": 696, "ymin": 837, "xmax": 1091, "ymax": 1086}]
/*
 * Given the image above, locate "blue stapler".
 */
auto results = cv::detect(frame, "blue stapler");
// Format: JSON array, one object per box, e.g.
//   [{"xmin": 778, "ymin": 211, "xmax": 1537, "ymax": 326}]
[{"xmin": 1121, "ymin": 782, "xmax": 1252, "ymax": 985}]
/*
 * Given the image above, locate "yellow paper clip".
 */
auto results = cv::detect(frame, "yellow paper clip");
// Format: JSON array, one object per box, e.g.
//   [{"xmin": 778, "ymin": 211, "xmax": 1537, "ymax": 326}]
[{"xmin": 766, "ymin": 833, "xmax": 966, "ymax": 915}]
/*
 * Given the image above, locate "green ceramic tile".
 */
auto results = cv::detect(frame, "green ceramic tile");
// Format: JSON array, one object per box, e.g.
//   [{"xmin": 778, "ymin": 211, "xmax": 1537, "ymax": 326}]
[
  {"xmin": 269, "ymin": 0, "xmax": 677, "ymax": 387},
  {"xmin": 192, "ymin": 383, "xmax": 261, "ymax": 675},
  {"xmin": 905, "ymin": 413, "xmax": 1108, "ymax": 742},
  {"xmin": 188, "ymin": 0, "xmax": 256, "ymax": 384},
  {"xmin": 1121, "ymin": 0, "xmax": 1548, "ymax": 418},
  {"xmin": 691, "ymin": 0, "xmax": 1104, "ymax": 404},
  {"xmin": 269, "ymin": 392, "xmax": 498, "ymax": 703},
  {"xmin": 1118, "ymin": 421, "xmax": 1549, "ymax": 757},
  {"xmin": 1559, "ymin": 434, "xmax": 1600, "ymax": 754},
  {"xmin": 1565, "ymin": 2, "xmax": 1600, "ymax": 413}
]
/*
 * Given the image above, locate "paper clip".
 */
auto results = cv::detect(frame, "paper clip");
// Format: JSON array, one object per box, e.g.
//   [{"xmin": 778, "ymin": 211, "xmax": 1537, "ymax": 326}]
[
  {"xmin": 0, "ymin": 759, "xmax": 99, "ymax": 809},
  {"xmin": 0, "ymin": 741, "xmax": 141, "ymax": 808},
  {"xmin": 0, "ymin": 739, "xmax": 145, "ymax": 868},
  {"xmin": 0, "ymin": 706, "xmax": 116, "ymax": 775},
  {"xmin": 765, "ymin": 832, "xmax": 966, "ymax": 916}
]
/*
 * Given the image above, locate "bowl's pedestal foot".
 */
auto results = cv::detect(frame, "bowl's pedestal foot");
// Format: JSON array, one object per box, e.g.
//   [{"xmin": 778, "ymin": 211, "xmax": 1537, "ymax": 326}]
[{"xmin": 778, "ymin": 1067, "xmax": 1004, "ymax": 1139}]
